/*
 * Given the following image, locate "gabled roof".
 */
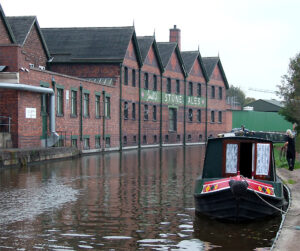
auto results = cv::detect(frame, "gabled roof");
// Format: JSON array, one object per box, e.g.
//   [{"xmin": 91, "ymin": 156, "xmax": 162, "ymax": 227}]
[
  {"xmin": 181, "ymin": 51, "xmax": 209, "ymax": 82},
  {"xmin": 42, "ymin": 26, "xmax": 142, "ymax": 66},
  {"xmin": 0, "ymin": 4, "xmax": 16, "ymax": 43},
  {"xmin": 202, "ymin": 57, "xmax": 229, "ymax": 89},
  {"xmin": 137, "ymin": 36, "xmax": 164, "ymax": 73},
  {"xmin": 157, "ymin": 42, "xmax": 187, "ymax": 77},
  {"xmin": 7, "ymin": 16, "xmax": 50, "ymax": 59},
  {"xmin": 246, "ymin": 99, "xmax": 283, "ymax": 112},
  {"xmin": 7, "ymin": 16, "xmax": 35, "ymax": 45}
]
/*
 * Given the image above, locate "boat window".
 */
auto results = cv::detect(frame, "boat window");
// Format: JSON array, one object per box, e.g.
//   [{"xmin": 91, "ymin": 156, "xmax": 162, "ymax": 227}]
[
  {"xmin": 256, "ymin": 143, "xmax": 270, "ymax": 176},
  {"xmin": 226, "ymin": 144, "xmax": 238, "ymax": 174}
]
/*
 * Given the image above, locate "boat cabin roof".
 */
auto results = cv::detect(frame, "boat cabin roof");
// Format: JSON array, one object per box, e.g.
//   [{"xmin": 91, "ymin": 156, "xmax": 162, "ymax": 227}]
[{"xmin": 202, "ymin": 136, "xmax": 276, "ymax": 181}]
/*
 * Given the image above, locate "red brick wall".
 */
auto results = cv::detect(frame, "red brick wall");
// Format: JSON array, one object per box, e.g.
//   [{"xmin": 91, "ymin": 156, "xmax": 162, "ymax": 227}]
[
  {"xmin": 0, "ymin": 45, "xmax": 19, "ymax": 72},
  {"xmin": 2, "ymin": 68, "xmax": 119, "ymax": 149},
  {"xmin": 19, "ymin": 24, "xmax": 48, "ymax": 68},
  {"xmin": 162, "ymin": 51, "xmax": 185, "ymax": 144},
  {"xmin": 0, "ymin": 16, "xmax": 11, "ymax": 44},
  {"xmin": 207, "ymin": 64, "xmax": 228, "ymax": 137},
  {"xmin": 138, "ymin": 45, "xmax": 161, "ymax": 145},
  {"xmin": 185, "ymin": 58, "xmax": 207, "ymax": 143},
  {"xmin": 49, "ymin": 63, "xmax": 120, "ymax": 79},
  {"xmin": 0, "ymin": 89, "xmax": 18, "ymax": 147}
]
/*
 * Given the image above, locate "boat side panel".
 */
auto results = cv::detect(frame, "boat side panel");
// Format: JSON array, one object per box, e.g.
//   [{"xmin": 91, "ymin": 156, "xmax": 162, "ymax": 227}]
[{"xmin": 202, "ymin": 140, "xmax": 223, "ymax": 178}]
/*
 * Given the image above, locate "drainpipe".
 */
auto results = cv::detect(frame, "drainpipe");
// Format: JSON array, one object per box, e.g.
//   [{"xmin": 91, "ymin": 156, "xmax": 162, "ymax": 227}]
[
  {"xmin": 0, "ymin": 82, "xmax": 59, "ymax": 147},
  {"xmin": 102, "ymin": 89, "xmax": 106, "ymax": 150},
  {"xmin": 119, "ymin": 64, "xmax": 123, "ymax": 151},
  {"xmin": 205, "ymin": 81, "xmax": 208, "ymax": 142},
  {"xmin": 160, "ymin": 74, "xmax": 163, "ymax": 147},
  {"xmin": 138, "ymin": 68, "xmax": 141, "ymax": 148},
  {"xmin": 183, "ymin": 77, "xmax": 187, "ymax": 146},
  {"xmin": 80, "ymin": 85, "xmax": 83, "ymax": 142}
]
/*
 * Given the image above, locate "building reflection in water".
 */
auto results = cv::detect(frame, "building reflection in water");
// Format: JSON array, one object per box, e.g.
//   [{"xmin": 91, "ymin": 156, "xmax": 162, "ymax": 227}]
[{"xmin": 0, "ymin": 145, "xmax": 280, "ymax": 250}]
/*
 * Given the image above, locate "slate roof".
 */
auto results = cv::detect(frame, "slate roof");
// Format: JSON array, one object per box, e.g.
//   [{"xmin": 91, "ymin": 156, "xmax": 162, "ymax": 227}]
[
  {"xmin": 42, "ymin": 26, "xmax": 139, "ymax": 64},
  {"xmin": 181, "ymin": 51, "xmax": 199, "ymax": 74},
  {"xmin": 6, "ymin": 16, "xmax": 36, "ymax": 45},
  {"xmin": 262, "ymin": 99, "xmax": 283, "ymax": 108},
  {"xmin": 203, "ymin": 57, "xmax": 229, "ymax": 89},
  {"xmin": 156, "ymin": 42, "xmax": 177, "ymax": 68},
  {"xmin": 181, "ymin": 51, "xmax": 209, "ymax": 82},
  {"xmin": 202, "ymin": 57, "xmax": 219, "ymax": 78},
  {"xmin": 246, "ymin": 99, "xmax": 283, "ymax": 112},
  {"xmin": 137, "ymin": 36, "xmax": 154, "ymax": 62},
  {"xmin": 0, "ymin": 4, "xmax": 16, "ymax": 43},
  {"xmin": 137, "ymin": 36, "xmax": 164, "ymax": 73}
]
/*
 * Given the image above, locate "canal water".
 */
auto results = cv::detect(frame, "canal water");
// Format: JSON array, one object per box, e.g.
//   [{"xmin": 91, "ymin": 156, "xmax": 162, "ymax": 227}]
[{"xmin": 0, "ymin": 146, "xmax": 281, "ymax": 250}]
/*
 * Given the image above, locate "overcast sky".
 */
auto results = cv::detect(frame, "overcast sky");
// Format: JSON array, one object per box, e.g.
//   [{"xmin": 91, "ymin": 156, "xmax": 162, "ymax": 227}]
[{"xmin": 1, "ymin": 0, "xmax": 299, "ymax": 100}]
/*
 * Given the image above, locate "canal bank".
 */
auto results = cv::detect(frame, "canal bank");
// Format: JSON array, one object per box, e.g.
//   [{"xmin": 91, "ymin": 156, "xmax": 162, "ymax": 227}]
[
  {"xmin": 0, "ymin": 147, "xmax": 80, "ymax": 168},
  {"xmin": 272, "ymin": 168, "xmax": 300, "ymax": 251}
]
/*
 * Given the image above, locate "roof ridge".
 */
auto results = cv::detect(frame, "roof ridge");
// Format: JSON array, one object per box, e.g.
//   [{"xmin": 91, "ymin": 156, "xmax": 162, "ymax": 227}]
[
  {"xmin": 41, "ymin": 26, "xmax": 134, "ymax": 30},
  {"xmin": 7, "ymin": 15, "xmax": 36, "ymax": 18}
]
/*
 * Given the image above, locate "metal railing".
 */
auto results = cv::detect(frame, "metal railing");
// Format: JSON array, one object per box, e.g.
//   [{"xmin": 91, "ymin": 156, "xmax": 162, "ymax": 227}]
[{"xmin": 0, "ymin": 116, "xmax": 11, "ymax": 133}]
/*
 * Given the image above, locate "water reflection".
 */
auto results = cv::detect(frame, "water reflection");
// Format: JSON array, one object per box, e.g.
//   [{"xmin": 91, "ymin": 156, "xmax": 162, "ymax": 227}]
[{"xmin": 0, "ymin": 146, "xmax": 280, "ymax": 250}]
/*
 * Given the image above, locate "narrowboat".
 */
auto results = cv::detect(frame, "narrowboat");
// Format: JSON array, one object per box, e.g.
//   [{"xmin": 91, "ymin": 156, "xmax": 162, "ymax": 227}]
[{"xmin": 194, "ymin": 134, "xmax": 288, "ymax": 221}]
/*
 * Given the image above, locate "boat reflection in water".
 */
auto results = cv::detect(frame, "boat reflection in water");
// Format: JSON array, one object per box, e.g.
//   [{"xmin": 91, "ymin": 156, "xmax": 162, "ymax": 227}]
[{"xmin": 193, "ymin": 213, "xmax": 281, "ymax": 251}]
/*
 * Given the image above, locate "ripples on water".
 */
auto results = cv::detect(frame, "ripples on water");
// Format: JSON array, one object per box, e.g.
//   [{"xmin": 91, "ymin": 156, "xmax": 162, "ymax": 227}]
[{"xmin": 0, "ymin": 146, "xmax": 280, "ymax": 250}]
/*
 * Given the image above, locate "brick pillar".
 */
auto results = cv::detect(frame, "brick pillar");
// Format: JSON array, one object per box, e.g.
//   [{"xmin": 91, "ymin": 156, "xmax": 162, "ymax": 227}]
[{"xmin": 169, "ymin": 25, "xmax": 181, "ymax": 50}]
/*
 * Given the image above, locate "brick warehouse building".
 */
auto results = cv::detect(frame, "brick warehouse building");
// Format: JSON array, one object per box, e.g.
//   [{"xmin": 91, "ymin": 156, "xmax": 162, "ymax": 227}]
[{"xmin": 0, "ymin": 4, "xmax": 230, "ymax": 151}]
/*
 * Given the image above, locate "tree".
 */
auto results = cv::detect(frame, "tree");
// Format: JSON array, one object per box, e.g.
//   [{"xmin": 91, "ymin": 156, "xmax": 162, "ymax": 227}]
[
  {"xmin": 226, "ymin": 85, "xmax": 246, "ymax": 109},
  {"xmin": 277, "ymin": 52, "xmax": 300, "ymax": 130},
  {"xmin": 244, "ymin": 97, "xmax": 256, "ymax": 106}
]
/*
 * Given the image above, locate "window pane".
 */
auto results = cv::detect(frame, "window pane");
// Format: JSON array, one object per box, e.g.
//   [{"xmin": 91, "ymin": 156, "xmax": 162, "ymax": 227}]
[
  {"xmin": 169, "ymin": 108, "xmax": 177, "ymax": 131},
  {"xmin": 153, "ymin": 75, "xmax": 157, "ymax": 91},
  {"xmin": 197, "ymin": 83, "xmax": 201, "ymax": 97},
  {"xmin": 124, "ymin": 101, "xmax": 128, "ymax": 119},
  {"xmin": 84, "ymin": 93, "xmax": 89, "ymax": 116},
  {"xmin": 144, "ymin": 104, "xmax": 148, "ymax": 120},
  {"xmin": 189, "ymin": 109, "xmax": 193, "ymax": 122},
  {"xmin": 226, "ymin": 144, "xmax": 238, "ymax": 173},
  {"xmin": 57, "ymin": 88, "xmax": 63, "ymax": 115},
  {"xmin": 197, "ymin": 109, "xmax": 201, "ymax": 122},
  {"xmin": 95, "ymin": 95, "xmax": 100, "ymax": 117},
  {"xmin": 153, "ymin": 105, "xmax": 156, "ymax": 121},
  {"xmin": 144, "ymin": 73, "xmax": 148, "ymax": 89},
  {"xmin": 124, "ymin": 67, "xmax": 128, "ymax": 85},
  {"xmin": 176, "ymin": 80, "xmax": 180, "ymax": 94},
  {"xmin": 189, "ymin": 82, "xmax": 193, "ymax": 96},
  {"xmin": 105, "ymin": 97, "xmax": 110, "ymax": 117},
  {"xmin": 256, "ymin": 143, "xmax": 270, "ymax": 175},
  {"xmin": 211, "ymin": 86, "xmax": 215, "ymax": 98},
  {"xmin": 167, "ymin": 78, "xmax": 171, "ymax": 93},
  {"xmin": 132, "ymin": 103, "xmax": 136, "ymax": 119},
  {"xmin": 71, "ymin": 90, "xmax": 77, "ymax": 116},
  {"xmin": 132, "ymin": 69, "xmax": 136, "ymax": 87}
]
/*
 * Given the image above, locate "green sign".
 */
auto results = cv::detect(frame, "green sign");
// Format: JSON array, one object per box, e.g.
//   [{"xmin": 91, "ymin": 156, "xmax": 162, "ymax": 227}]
[{"xmin": 141, "ymin": 89, "xmax": 206, "ymax": 107}]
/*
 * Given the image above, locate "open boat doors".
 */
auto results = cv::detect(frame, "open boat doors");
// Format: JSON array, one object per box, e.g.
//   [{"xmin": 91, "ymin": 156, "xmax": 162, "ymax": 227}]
[{"xmin": 222, "ymin": 139, "xmax": 275, "ymax": 181}]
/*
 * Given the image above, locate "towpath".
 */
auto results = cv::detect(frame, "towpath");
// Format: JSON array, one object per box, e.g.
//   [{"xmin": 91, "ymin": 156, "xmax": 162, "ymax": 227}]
[{"xmin": 272, "ymin": 168, "xmax": 300, "ymax": 250}]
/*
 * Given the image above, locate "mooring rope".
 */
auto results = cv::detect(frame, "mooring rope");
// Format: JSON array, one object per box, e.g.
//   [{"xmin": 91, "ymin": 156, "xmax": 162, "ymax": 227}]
[{"xmin": 240, "ymin": 175, "xmax": 300, "ymax": 216}]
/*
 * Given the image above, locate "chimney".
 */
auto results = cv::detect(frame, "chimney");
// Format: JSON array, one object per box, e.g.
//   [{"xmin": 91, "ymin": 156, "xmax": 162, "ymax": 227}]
[{"xmin": 169, "ymin": 25, "xmax": 181, "ymax": 50}]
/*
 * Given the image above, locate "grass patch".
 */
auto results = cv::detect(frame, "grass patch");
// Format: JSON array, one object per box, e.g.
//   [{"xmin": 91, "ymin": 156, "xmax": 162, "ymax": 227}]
[
  {"xmin": 287, "ymin": 179, "xmax": 297, "ymax": 184},
  {"xmin": 274, "ymin": 143, "xmax": 300, "ymax": 170}
]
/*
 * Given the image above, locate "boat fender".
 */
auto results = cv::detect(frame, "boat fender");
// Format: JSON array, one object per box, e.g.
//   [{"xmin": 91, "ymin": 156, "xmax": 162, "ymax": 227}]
[{"xmin": 229, "ymin": 180, "xmax": 249, "ymax": 199}]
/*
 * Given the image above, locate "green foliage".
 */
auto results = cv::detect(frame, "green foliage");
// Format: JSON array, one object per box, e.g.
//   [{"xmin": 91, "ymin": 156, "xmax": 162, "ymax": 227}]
[
  {"xmin": 226, "ymin": 85, "xmax": 246, "ymax": 108},
  {"xmin": 278, "ymin": 52, "xmax": 300, "ymax": 130},
  {"xmin": 244, "ymin": 97, "xmax": 256, "ymax": 106},
  {"xmin": 274, "ymin": 142, "xmax": 300, "ymax": 170}
]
